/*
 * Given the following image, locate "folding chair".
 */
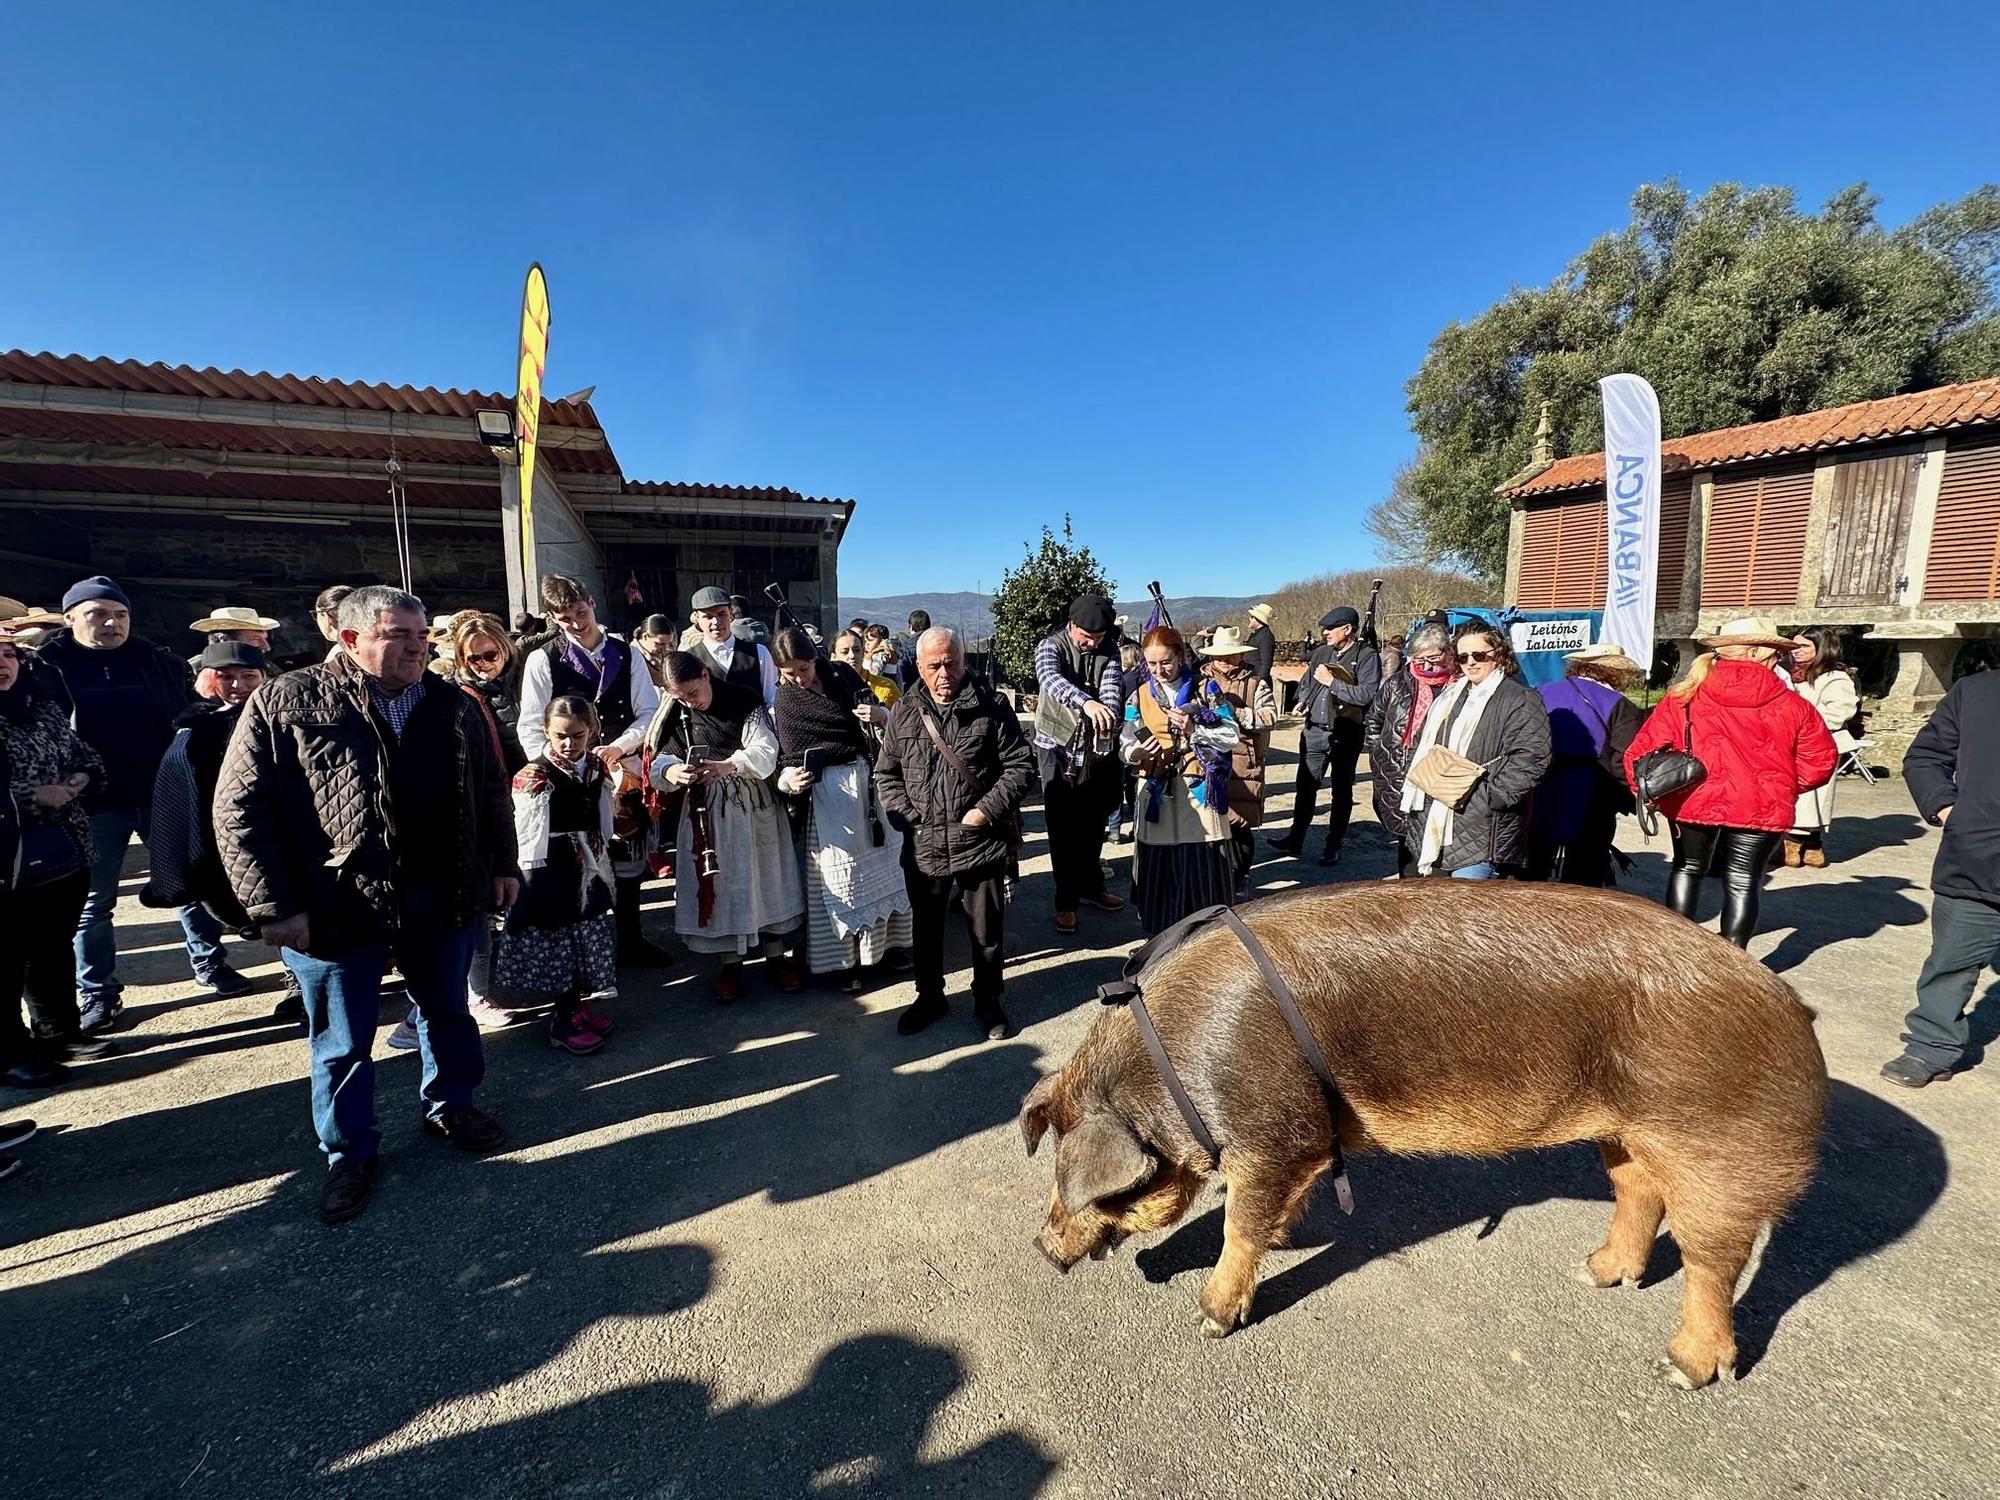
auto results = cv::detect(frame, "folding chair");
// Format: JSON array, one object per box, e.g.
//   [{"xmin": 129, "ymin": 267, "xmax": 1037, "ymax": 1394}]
[{"xmin": 1836, "ymin": 738, "xmax": 1879, "ymax": 785}]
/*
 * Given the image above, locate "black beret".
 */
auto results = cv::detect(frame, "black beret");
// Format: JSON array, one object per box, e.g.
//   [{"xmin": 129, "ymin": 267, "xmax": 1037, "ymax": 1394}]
[
  {"xmin": 200, "ymin": 641, "xmax": 268, "ymax": 671},
  {"xmin": 1069, "ymin": 595, "xmax": 1116, "ymax": 635}
]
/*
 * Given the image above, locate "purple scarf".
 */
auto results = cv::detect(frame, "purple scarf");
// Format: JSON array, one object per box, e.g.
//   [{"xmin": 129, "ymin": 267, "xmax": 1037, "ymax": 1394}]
[{"xmin": 1143, "ymin": 673, "xmax": 1233, "ymax": 822}]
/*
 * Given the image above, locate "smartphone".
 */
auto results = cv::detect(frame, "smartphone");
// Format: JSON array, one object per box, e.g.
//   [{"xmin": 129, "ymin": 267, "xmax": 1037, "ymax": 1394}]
[
  {"xmin": 802, "ymin": 747, "xmax": 828, "ymax": 779},
  {"xmin": 687, "ymin": 741, "xmax": 711, "ymax": 770}
]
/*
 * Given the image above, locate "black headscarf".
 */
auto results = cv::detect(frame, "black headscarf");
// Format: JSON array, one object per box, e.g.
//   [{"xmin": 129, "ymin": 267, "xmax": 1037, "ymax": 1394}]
[
  {"xmin": 653, "ymin": 676, "xmax": 761, "ymax": 763},
  {"xmin": 773, "ymin": 660, "xmax": 870, "ymax": 769}
]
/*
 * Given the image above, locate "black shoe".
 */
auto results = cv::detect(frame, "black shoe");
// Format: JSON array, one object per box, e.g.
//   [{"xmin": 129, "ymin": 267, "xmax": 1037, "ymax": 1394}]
[
  {"xmin": 0, "ymin": 1154, "xmax": 20, "ymax": 1184},
  {"xmin": 1317, "ymin": 848, "xmax": 1342, "ymax": 868},
  {"xmin": 0, "ymin": 1119, "xmax": 35, "ymax": 1152},
  {"xmin": 1, "ymin": 1059, "xmax": 68, "ymax": 1090},
  {"xmin": 271, "ymin": 992, "xmax": 306, "ymax": 1024},
  {"xmin": 897, "ymin": 997, "xmax": 948, "ymax": 1036},
  {"xmin": 54, "ymin": 1035, "xmax": 117, "ymax": 1062},
  {"xmin": 422, "ymin": 1104, "xmax": 507, "ymax": 1154},
  {"xmin": 319, "ymin": 1157, "xmax": 378, "ymax": 1224},
  {"xmin": 617, "ymin": 937, "xmax": 675, "ymax": 968},
  {"xmin": 1879, "ymin": 1052, "xmax": 1954, "ymax": 1089},
  {"xmin": 1267, "ymin": 837, "xmax": 1304, "ymax": 857},
  {"xmin": 976, "ymin": 1004, "xmax": 1013, "ymax": 1042},
  {"xmin": 202, "ymin": 963, "xmax": 255, "ymax": 998}
]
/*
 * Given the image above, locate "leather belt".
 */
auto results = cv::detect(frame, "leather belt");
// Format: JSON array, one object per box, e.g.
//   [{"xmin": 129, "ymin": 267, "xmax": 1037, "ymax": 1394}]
[{"xmin": 1097, "ymin": 904, "xmax": 1354, "ymax": 1214}]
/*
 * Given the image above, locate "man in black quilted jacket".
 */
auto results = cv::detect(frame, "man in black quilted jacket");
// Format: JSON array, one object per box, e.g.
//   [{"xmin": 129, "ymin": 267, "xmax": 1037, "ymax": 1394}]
[
  {"xmin": 215, "ymin": 585, "xmax": 521, "ymax": 1223},
  {"xmin": 1882, "ymin": 668, "xmax": 2000, "ymax": 1088},
  {"xmin": 874, "ymin": 627, "xmax": 1034, "ymax": 1042}
]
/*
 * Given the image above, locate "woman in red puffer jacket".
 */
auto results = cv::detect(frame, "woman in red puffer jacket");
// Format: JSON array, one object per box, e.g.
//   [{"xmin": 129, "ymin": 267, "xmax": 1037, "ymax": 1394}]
[{"xmin": 1625, "ymin": 618, "xmax": 1837, "ymax": 949}]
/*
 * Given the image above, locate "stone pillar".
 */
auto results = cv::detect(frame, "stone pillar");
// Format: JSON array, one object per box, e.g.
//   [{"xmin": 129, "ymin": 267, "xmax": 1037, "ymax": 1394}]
[
  {"xmin": 1503, "ymin": 503, "xmax": 1525, "ymax": 607},
  {"xmin": 1864, "ymin": 627, "xmax": 1961, "ymax": 763}
]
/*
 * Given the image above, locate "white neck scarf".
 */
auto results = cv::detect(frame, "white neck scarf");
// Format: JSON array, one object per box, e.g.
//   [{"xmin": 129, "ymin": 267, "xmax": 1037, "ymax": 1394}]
[{"xmin": 1399, "ymin": 670, "xmax": 1504, "ymax": 874}]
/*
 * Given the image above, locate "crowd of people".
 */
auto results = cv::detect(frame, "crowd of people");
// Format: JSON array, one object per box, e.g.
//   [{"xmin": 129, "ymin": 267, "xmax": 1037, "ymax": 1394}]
[{"xmin": 0, "ymin": 572, "xmax": 1989, "ymax": 1205}]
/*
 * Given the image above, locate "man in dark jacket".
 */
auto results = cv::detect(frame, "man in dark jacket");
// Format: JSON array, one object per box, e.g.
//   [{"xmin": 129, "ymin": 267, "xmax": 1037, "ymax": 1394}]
[
  {"xmin": 1883, "ymin": 670, "xmax": 2000, "ymax": 1087},
  {"xmin": 1244, "ymin": 604, "xmax": 1278, "ymax": 687},
  {"xmin": 874, "ymin": 627, "xmax": 1035, "ymax": 1042},
  {"xmin": 38, "ymin": 576, "xmax": 250, "ymax": 1032},
  {"xmin": 1273, "ymin": 605, "xmax": 1381, "ymax": 866},
  {"xmin": 1032, "ymin": 595, "xmax": 1127, "ymax": 934},
  {"xmin": 215, "ymin": 585, "xmax": 521, "ymax": 1223}
]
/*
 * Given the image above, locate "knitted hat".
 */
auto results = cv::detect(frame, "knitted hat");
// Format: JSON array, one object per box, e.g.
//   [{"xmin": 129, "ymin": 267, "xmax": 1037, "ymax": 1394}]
[{"xmin": 63, "ymin": 575, "xmax": 131, "ymax": 611}]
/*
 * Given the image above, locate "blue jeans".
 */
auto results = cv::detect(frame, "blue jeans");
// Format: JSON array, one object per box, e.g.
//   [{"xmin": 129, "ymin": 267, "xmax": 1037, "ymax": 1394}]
[
  {"xmin": 76, "ymin": 807, "xmax": 228, "ymax": 1000},
  {"xmin": 1450, "ymin": 861, "xmax": 1499, "ymax": 880},
  {"xmin": 282, "ymin": 898, "xmax": 483, "ymax": 1165}
]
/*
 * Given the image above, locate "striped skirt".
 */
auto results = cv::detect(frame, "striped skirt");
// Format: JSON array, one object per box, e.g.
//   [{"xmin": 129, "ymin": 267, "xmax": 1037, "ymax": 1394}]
[
  {"xmin": 1133, "ymin": 839, "xmax": 1236, "ymax": 936},
  {"xmin": 803, "ymin": 804, "xmax": 914, "ymax": 975}
]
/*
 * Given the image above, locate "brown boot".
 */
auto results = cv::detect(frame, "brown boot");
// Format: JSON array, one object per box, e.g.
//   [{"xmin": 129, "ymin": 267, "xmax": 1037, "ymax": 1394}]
[
  {"xmin": 1801, "ymin": 841, "xmax": 1828, "ymax": 869},
  {"xmin": 1779, "ymin": 838, "xmax": 1804, "ymax": 868}
]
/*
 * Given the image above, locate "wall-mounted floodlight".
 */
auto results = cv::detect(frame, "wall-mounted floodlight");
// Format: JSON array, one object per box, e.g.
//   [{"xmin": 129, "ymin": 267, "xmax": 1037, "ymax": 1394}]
[{"xmin": 475, "ymin": 410, "xmax": 516, "ymax": 448}]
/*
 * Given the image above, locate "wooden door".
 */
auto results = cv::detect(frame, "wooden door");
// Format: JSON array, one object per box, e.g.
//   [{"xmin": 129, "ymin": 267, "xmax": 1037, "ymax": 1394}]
[{"xmin": 1819, "ymin": 450, "xmax": 1922, "ymax": 605}]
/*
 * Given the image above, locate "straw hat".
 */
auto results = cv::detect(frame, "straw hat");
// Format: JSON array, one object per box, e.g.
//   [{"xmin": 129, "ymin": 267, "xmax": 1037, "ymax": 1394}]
[
  {"xmin": 1567, "ymin": 641, "xmax": 1644, "ymax": 674},
  {"xmin": 1246, "ymin": 603, "xmax": 1275, "ymax": 625},
  {"xmin": 1699, "ymin": 617, "xmax": 1795, "ymax": 651},
  {"xmin": 0, "ymin": 595, "xmax": 25, "ymax": 621},
  {"xmin": 1201, "ymin": 624, "xmax": 1256, "ymax": 657},
  {"xmin": 3, "ymin": 606, "xmax": 65, "ymax": 631},
  {"xmin": 190, "ymin": 605, "xmax": 282, "ymax": 633}
]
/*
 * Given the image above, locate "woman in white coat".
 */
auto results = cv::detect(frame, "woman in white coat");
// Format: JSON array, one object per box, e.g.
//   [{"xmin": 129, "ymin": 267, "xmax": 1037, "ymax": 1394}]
[{"xmin": 1784, "ymin": 627, "xmax": 1859, "ymax": 868}]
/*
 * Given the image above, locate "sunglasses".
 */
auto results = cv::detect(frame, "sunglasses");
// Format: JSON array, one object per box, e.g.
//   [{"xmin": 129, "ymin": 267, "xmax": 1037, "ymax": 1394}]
[
  {"xmin": 1459, "ymin": 649, "xmax": 1498, "ymax": 664},
  {"xmin": 466, "ymin": 648, "xmax": 504, "ymax": 666}
]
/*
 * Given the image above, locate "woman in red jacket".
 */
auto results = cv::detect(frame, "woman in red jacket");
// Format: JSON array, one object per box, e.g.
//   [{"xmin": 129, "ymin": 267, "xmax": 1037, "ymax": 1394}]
[{"xmin": 1625, "ymin": 618, "xmax": 1838, "ymax": 948}]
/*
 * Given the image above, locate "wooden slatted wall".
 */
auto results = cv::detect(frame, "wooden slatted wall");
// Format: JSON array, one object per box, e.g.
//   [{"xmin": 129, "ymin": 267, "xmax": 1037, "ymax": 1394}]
[
  {"xmin": 1925, "ymin": 434, "xmax": 2000, "ymax": 601},
  {"xmin": 1700, "ymin": 463, "xmax": 1815, "ymax": 609},
  {"xmin": 1515, "ymin": 491, "xmax": 1606, "ymax": 608},
  {"xmin": 1656, "ymin": 473, "xmax": 1693, "ymax": 603}
]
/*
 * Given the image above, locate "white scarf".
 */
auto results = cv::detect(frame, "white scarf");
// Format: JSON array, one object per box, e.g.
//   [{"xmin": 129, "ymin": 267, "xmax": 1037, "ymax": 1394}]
[
  {"xmin": 1399, "ymin": 670, "xmax": 1504, "ymax": 874},
  {"xmin": 513, "ymin": 759, "xmax": 616, "ymax": 897}
]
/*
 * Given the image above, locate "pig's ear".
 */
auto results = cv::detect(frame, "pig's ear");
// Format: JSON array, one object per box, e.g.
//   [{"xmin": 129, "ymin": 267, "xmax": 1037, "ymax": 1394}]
[
  {"xmin": 1055, "ymin": 1114, "xmax": 1155, "ymax": 1214},
  {"xmin": 1019, "ymin": 1072, "xmax": 1061, "ymax": 1157}
]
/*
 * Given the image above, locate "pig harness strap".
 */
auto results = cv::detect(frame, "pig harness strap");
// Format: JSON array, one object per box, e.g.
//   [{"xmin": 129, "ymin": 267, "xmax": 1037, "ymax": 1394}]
[{"xmin": 1096, "ymin": 903, "xmax": 1355, "ymax": 1214}]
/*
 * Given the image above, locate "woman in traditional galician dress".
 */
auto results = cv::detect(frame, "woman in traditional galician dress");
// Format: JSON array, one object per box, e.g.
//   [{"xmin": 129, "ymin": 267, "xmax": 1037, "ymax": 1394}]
[
  {"xmin": 1121, "ymin": 625, "xmax": 1241, "ymax": 934},
  {"xmin": 647, "ymin": 652, "xmax": 804, "ymax": 1002}
]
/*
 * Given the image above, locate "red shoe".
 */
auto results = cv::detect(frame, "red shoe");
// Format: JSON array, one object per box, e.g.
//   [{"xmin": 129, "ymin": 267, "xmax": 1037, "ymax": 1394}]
[
  {"xmin": 575, "ymin": 999, "xmax": 615, "ymax": 1037},
  {"xmin": 1079, "ymin": 891, "xmax": 1125, "ymax": 912},
  {"xmin": 1055, "ymin": 910, "xmax": 1078, "ymax": 936},
  {"xmin": 714, "ymin": 965, "xmax": 743, "ymax": 1005},
  {"xmin": 548, "ymin": 1014, "xmax": 604, "ymax": 1055},
  {"xmin": 772, "ymin": 958, "xmax": 805, "ymax": 994}
]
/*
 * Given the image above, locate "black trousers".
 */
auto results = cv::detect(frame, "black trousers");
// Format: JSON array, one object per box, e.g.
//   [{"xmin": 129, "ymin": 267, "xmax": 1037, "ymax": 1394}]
[
  {"xmin": 1665, "ymin": 824, "xmax": 1783, "ymax": 948},
  {"xmin": 908, "ymin": 862, "xmax": 1007, "ymax": 1012},
  {"xmin": 1, "ymin": 869, "xmax": 91, "ymax": 1064},
  {"xmin": 1038, "ymin": 747, "xmax": 1116, "ymax": 911},
  {"xmin": 1287, "ymin": 718, "xmax": 1365, "ymax": 853}
]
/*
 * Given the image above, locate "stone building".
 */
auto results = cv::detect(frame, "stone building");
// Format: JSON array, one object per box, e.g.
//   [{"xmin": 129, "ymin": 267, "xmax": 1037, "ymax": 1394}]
[
  {"xmin": 0, "ymin": 350, "xmax": 851, "ymax": 643},
  {"xmin": 1499, "ymin": 377, "xmax": 2000, "ymax": 752}
]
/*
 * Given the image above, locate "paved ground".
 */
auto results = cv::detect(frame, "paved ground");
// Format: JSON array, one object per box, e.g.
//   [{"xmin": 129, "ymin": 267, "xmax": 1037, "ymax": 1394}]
[{"xmin": 5, "ymin": 727, "xmax": 1996, "ymax": 1498}]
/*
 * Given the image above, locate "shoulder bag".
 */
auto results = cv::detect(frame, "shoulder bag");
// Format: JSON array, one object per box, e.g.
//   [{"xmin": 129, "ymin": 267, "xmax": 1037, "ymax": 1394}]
[{"xmin": 1631, "ymin": 696, "xmax": 1707, "ymax": 835}]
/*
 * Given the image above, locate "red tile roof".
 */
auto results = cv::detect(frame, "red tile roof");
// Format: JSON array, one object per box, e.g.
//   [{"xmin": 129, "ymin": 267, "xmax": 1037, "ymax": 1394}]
[
  {"xmin": 1501, "ymin": 376, "xmax": 2000, "ymax": 498},
  {"xmin": 0, "ymin": 349, "xmax": 620, "ymax": 476},
  {"xmin": 619, "ymin": 479, "xmax": 849, "ymax": 506}
]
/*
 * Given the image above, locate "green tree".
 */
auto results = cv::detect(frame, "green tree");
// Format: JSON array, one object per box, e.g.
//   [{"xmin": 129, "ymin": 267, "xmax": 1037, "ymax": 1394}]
[
  {"xmin": 989, "ymin": 518, "xmax": 1116, "ymax": 689},
  {"xmin": 1403, "ymin": 179, "xmax": 2000, "ymax": 578}
]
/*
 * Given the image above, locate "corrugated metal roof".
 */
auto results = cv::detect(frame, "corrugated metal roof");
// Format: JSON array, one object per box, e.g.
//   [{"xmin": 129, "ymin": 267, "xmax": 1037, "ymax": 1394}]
[{"xmin": 1502, "ymin": 376, "xmax": 2000, "ymax": 498}]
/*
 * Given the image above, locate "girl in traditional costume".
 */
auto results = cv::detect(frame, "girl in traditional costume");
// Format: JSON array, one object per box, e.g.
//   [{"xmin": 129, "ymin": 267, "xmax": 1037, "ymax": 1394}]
[
  {"xmin": 496, "ymin": 696, "xmax": 618, "ymax": 1055},
  {"xmin": 1121, "ymin": 626, "xmax": 1241, "ymax": 934},
  {"xmin": 769, "ymin": 628, "xmax": 913, "ymax": 991},
  {"xmin": 647, "ymin": 652, "xmax": 805, "ymax": 1002}
]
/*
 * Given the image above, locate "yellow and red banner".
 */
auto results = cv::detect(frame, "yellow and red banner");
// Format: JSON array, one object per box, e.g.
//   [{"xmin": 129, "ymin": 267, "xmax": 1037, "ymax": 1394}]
[{"xmin": 514, "ymin": 263, "xmax": 550, "ymax": 589}]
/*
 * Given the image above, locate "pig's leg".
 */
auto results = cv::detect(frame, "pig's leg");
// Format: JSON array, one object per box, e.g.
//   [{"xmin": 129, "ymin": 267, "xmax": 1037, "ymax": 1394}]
[
  {"xmin": 1575, "ymin": 1140, "xmax": 1665, "ymax": 1289},
  {"xmin": 1651, "ymin": 1158, "xmax": 1759, "ymax": 1389},
  {"xmin": 1198, "ymin": 1157, "xmax": 1325, "ymax": 1339}
]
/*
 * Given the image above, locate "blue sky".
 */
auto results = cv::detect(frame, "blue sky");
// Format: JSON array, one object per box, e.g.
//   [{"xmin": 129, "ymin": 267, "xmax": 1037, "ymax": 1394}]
[{"xmin": 7, "ymin": 2, "xmax": 1997, "ymax": 597}]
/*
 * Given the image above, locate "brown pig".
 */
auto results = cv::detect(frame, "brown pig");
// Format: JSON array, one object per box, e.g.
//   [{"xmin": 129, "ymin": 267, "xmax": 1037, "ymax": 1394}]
[{"xmin": 1021, "ymin": 882, "xmax": 1827, "ymax": 1389}]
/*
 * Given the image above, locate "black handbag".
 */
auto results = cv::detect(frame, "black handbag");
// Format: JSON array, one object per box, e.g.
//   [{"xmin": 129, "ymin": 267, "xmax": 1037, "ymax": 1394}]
[
  {"xmin": 18, "ymin": 821, "xmax": 86, "ymax": 887},
  {"xmin": 1631, "ymin": 698, "xmax": 1706, "ymax": 835}
]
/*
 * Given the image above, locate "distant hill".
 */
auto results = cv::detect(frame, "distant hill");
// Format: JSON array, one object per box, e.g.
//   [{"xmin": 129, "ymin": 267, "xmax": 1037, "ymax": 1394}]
[{"xmin": 840, "ymin": 591, "xmax": 1265, "ymax": 640}]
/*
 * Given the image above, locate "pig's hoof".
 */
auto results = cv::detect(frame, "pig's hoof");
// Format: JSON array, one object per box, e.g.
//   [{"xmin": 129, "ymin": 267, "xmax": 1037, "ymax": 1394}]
[
  {"xmin": 1570, "ymin": 1258, "xmax": 1638, "ymax": 1290},
  {"xmin": 1199, "ymin": 1314, "xmax": 1235, "ymax": 1340},
  {"xmin": 1654, "ymin": 1355, "xmax": 1710, "ymax": 1391}
]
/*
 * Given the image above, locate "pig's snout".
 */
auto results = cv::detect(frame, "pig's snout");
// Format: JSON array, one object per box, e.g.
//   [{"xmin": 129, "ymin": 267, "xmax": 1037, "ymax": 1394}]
[{"xmin": 1036, "ymin": 1235, "xmax": 1073, "ymax": 1275}]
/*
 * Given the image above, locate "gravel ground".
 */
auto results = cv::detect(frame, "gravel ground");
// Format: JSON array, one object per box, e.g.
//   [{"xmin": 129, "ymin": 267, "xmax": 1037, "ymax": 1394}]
[{"xmin": 4, "ymin": 728, "xmax": 1994, "ymax": 1498}]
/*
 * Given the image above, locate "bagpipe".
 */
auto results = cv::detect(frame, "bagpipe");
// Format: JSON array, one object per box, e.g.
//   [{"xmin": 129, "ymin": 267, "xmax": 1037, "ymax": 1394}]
[{"xmin": 1136, "ymin": 579, "xmax": 1233, "ymax": 820}]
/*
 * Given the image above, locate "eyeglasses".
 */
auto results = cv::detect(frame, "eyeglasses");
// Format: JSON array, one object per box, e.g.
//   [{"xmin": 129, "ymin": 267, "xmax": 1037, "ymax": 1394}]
[
  {"xmin": 1459, "ymin": 649, "xmax": 1498, "ymax": 664},
  {"xmin": 466, "ymin": 648, "xmax": 504, "ymax": 666},
  {"xmin": 1411, "ymin": 653, "xmax": 1448, "ymax": 666}
]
